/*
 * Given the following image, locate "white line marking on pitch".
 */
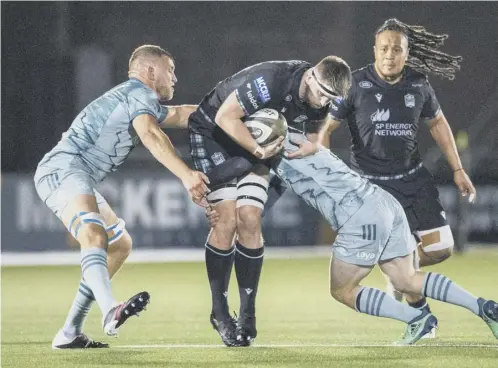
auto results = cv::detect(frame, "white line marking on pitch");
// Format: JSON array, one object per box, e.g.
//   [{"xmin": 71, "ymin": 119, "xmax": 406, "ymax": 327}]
[{"xmin": 117, "ymin": 343, "xmax": 498, "ymax": 349}]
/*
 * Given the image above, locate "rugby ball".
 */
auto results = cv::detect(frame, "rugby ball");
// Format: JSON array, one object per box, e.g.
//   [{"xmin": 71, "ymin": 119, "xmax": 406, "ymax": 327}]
[{"xmin": 243, "ymin": 108, "xmax": 288, "ymax": 146}]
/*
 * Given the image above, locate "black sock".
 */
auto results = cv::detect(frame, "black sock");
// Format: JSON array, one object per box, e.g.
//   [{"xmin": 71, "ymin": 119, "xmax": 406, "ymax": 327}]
[
  {"xmin": 205, "ymin": 242, "xmax": 235, "ymax": 318},
  {"xmin": 234, "ymin": 241, "xmax": 264, "ymax": 316},
  {"xmin": 409, "ymin": 297, "xmax": 430, "ymax": 311}
]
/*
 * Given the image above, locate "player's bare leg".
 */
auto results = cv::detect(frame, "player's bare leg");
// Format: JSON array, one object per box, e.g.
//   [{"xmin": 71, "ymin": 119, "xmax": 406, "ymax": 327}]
[
  {"xmin": 330, "ymin": 255, "xmax": 437, "ymax": 345},
  {"xmin": 53, "ymin": 200, "xmax": 135, "ymax": 349},
  {"xmin": 394, "ymin": 226, "xmax": 454, "ymax": 338},
  {"xmin": 204, "ymin": 198, "xmax": 240, "ymax": 346},
  {"xmin": 329, "ymin": 255, "xmax": 373, "ymax": 309},
  {"xmin": 380, "ymin": 252, "xmax": 498, "ymax": 343},
  {"xmin": 55, "ymin": 195, "xmax": 149, "ymax": 343},
  {"xmin": 234, "ymin": 167, "xmax": 270, "ymax": 346}
]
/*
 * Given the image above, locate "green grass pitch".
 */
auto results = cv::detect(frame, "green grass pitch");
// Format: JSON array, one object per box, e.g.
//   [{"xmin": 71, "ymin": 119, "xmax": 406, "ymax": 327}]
[{"xmin": 2, "ymin": 251, "xmax": 497, "ymax": 367}]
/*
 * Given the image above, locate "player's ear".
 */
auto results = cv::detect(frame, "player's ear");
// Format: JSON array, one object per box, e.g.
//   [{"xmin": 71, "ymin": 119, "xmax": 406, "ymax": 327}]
[{"xmin": 147, "ymin": 66, "xmax": 155, "ymax": 81}]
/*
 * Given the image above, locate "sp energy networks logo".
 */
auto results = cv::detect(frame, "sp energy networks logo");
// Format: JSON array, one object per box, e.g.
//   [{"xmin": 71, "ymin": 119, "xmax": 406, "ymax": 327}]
[
  {"xmin": 254, "ymin": 76, "xmax": 271, "ymax": 103},
  {"xmin": 370, "ymin": 109, "xmax": 390, "ymax": 122},
  {"xmin": 371, "ymin": 108, "xmax": 412, "ymax": 136}
]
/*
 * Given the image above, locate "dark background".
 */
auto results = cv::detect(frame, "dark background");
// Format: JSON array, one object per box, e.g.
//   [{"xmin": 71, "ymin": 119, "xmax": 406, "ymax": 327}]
[{"xmin": 2, "ymin": 2, "xmax": 497, "ymax": 181}]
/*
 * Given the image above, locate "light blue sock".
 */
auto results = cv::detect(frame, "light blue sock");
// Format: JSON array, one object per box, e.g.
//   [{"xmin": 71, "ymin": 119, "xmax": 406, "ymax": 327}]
[
  {"xmin": 422, "ymin": 272, "xmax": 480, "ymax": 315},
  {"xmin": 81, "ymin": 247, "xmax": 115, "ymax": 317},
  {"xmin": 62, "ymin": 279, "xmax": 95, "ymax": 337},
  {"xmin": 356, "ymin": 287, "xmax": 422, "ymax": 323}
]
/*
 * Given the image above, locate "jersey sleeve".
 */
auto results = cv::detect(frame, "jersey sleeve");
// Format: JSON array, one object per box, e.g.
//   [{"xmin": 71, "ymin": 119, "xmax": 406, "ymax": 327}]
[
  {"xmin": 421, "ymin": 79, "xmax": 441, "ymax": 120},
  {"xmin": 128, "ymin": 87, "xmax": 169, "ymax": 122},
  {"xmin": 234, "ymin": 65, "xmax": 280, "ymax": 116},
  {"xmin": 328, "ymin": 86, "xmax": 355, "ymax": 121}
]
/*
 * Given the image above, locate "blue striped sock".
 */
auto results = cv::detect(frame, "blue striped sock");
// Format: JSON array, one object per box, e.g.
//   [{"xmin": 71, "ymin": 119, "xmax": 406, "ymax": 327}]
[
  {"xmin": 355, "ymin": 287, "xmax": 421, "ymax": 323},
  {"xmin": 81, "ymin": 248, "xmax": 115, "ymax": 317},
  {"xmin": 422, "ymin": 272, "xmax": 479, "ymax": 315},
  {"xmin": 62, "ymin": 279, "xmax": 95, "ymax": 337}
]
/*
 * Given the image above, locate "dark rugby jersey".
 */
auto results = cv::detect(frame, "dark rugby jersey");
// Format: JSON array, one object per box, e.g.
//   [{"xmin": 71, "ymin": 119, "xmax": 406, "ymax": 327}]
[
  {"xmin": 189, "ymin": 60, "xmax": 328, "ymax": 137},
  {"xmin": 329, "ymin": 64, "xmax": 441, "ymax": 175}
]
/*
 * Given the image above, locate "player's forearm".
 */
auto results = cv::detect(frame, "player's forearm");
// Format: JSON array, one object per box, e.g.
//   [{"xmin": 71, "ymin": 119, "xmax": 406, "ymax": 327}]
[
  {"xmin": 173, "ymin": 104, "xmax": 197, "ymax": 127},
  {"xmin": 141, "ymin": 130, "xmax": 191, "ymax": 180},
  {"xmin": 317, "ymin": 119, "xmax": 340, "ymax": 148},
  {"xmin": 429, "ymin": 119, "xmax": 463, "ymax": 171},
  {"xmin": 159, "ymin": 105, "xmax": 198, "ymax": 129},
  {"xmin": 216, "ymin": 117, "xmax": 260, "ymax": 154}
]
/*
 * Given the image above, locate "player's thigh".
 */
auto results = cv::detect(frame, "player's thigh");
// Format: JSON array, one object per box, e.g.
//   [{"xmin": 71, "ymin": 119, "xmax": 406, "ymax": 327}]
[
  {"xmin": 206, "ymin": 182, "xmax": 238, "ymax": 247},
  {"xmin": 329, "ymin": 255, "xmax": 373, "ymax": 293},
  {"xmin": 95, "ymin": 191, "xmax": 132, "ymax": 254},
  {"xmin": 378, "ymin": 253, "xmax": 417, "ymax": 293},
  {"xmin": 35, "ymin": 171, "xmax": 107, "ymax": 245},
  {"xmin": 236, "ymin": 165, "xmax": 270, "ymax": 223}
]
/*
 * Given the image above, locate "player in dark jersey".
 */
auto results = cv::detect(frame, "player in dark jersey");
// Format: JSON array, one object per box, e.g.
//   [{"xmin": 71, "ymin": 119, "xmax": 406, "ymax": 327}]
[
  {"xmin": 188, "ymin": 57, "xmax": 350, "ymax": 346},
  {"xmin": 310, "ymin": 19, "xmax": 477, "ymax": 336}
]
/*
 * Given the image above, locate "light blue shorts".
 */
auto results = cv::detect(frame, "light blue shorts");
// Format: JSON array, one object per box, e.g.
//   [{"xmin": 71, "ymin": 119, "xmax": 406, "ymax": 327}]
[
  {"xmin": 332, "ymin": 187, "xmax": 417, "ymax": 266},
  {"xmin": 34, "ymin": 168, "xmax": 107, "ymax": 218}
]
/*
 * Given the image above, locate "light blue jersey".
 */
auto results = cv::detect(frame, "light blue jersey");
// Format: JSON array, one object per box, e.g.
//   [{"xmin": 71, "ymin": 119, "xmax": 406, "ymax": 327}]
[
  {"xmin": 36, "ymin": 78, "xmax": 168, "ymax": 183},
  {"xmin": 273, "ymin": 133, "xmax": 376, "ymax": 231}
]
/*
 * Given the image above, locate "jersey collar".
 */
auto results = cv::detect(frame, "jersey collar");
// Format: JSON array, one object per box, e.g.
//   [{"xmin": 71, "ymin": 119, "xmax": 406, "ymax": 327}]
[{"xmin": 368, "ymin": 64, "xmax": 407, "ymax": 88}]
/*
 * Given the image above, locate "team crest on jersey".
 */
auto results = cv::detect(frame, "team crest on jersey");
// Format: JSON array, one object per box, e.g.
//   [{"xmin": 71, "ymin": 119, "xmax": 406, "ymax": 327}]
[
  {"xmin": 294, "ymin": 115, "xmax": 308, "ymax": 123},
  {"xmin": 285, "ymin": 95, "xmax": 292, "ymax": 102},
  {"xmin": 359, "ymin": 81, "xmax": 373, "ymax": 88},
  {"xmin": 211, "ymin": 152, "xmax": 225, "ymax": 165},
  {"xmin": 404, "ymin": 94, "xmax": 415, "ymax": 108}
]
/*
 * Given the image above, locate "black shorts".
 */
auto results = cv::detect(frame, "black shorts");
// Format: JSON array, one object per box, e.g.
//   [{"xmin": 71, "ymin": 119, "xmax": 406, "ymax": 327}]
[
  {"xmin": 369, "ymin": 166, "xmax": 448, "ymax": 233},
  {"xmin": 189, "ymin": 117, "xmax": 259, "ymax": 174}
]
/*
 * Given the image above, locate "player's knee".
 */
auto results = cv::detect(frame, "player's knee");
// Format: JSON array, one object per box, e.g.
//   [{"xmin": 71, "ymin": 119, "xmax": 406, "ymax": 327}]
[
  {"xmin": 237, "ymin": 205, "xmax": 262, "ymax": 235},
  {"xmin": 418, "ymin": 225, "xmax": 454, "ymax": 264},
  {"xmin": 78, "ymin": 225, "xmax": 108, "ymax": 249},
  {"xmin": 114, "ymin": 231, "xmax": 133, "ymax": 258},
  {"xmin": 330, "ymin": 286, "xmax": 354, "ymax": 305},
  {"xmin": 69, "ymin": 212, "xmax": 108, "ymax": 248},
  {"xmin": 217, "ymin": 213, "xmax": 237, "ymax": 234},
  {"xmin": 420, "ymin": 246, "xmax": 453, "ymax": 264},
  {"xmin": 209, "ymin": 213, "xmax": 237, "ymax": 247},
  {"xmin": 388, "ymin": 276, "xmax": 415, "ymax": 295},
  {"xmin": 106, "ymin": 218, "xmax": 129, "ymax": 247},
  {"xmin": 329, "ymin": 281, "xmax": 350, "ymax": 302},
  {"xmin": 329, "ymin": 286, "xmax": 343, "ymax": 301}
]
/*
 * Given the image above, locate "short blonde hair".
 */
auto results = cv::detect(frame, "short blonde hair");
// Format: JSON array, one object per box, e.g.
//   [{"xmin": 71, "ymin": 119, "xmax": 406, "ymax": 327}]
[{"xmin": 128, "ymin": 45, "xmax": 173, "ymax": 69}]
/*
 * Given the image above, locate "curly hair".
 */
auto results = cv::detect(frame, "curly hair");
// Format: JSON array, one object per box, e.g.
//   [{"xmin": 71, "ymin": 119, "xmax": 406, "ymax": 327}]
[{"xmin": 376, "ymin": 18, "xmax": 462, "ymax": 80}]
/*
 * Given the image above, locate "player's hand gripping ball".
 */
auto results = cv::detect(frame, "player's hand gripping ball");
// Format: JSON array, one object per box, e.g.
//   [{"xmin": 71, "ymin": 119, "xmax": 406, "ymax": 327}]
[{"xmin": 243, "ymin": 108, "xmax": 288, "ymax": 146}]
